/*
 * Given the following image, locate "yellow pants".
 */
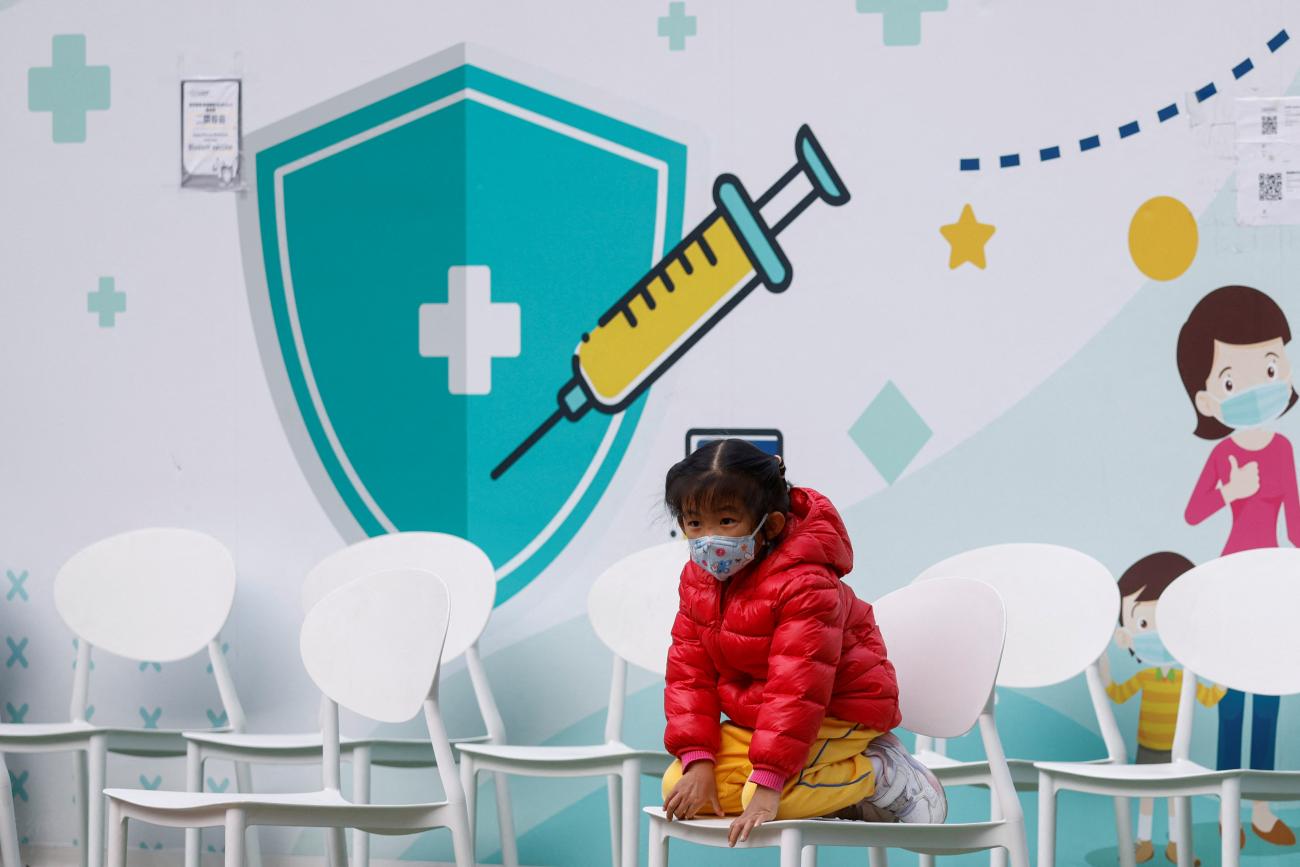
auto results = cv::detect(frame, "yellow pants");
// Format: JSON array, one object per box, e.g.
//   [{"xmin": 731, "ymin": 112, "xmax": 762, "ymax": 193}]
[{"xmin": 662, "ymin": 718, "xmax": 881, "ymax": 819}]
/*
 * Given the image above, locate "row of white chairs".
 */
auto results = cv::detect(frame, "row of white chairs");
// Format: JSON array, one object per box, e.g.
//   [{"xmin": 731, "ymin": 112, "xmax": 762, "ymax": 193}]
[{"xmin": 4, "ymin": 530, "xmax": 1292, "ymax": 867}]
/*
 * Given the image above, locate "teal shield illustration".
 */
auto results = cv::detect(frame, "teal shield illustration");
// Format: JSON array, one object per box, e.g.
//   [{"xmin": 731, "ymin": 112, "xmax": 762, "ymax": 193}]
[{"xmin": 239, "ymin": 47, "xmax": 687, "ymax": 603}]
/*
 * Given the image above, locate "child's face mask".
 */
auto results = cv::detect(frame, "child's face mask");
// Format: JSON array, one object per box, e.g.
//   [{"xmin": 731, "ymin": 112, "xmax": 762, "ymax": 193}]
[
  {"xmin": 1130, "ymin": 630, "xmax": 1177, "ymax": 667},
  {"xmin": 688, "ymin": 515, "xmax": 768, "ymax": 581}
]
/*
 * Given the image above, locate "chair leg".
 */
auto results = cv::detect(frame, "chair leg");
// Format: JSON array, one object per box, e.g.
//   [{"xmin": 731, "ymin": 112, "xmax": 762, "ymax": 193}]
[
  {"xmin": 325, "ymin": 827, "xmax": 348, "ymax": 867},
  {"xmin": 448, "ymin": 799, "xmax": 475, "ymax": 867},
  {"xmin": 647, "ymin": 819, "xmax": 668, "ymax": 867},
  {"xmin": 621, "ymin": 760, "xmax": 640, "ymax": 867},
  {"xmin": 493, "ymin": 772, "xmax": 520, "ymax": 867},
  {"xmin": 184, "ymin": 744, "xmax": 203, "ymax": 867},
  {"xmin": 87, "ymin": 735, "xmax": 106, "ymax": 867},
  {"xmin": 989, "ymin": 785, "xmax": 1006, "ymax": 867},
  {"xmin": 868, "ymin": 847, "xmax": 889, "ymax": 867},
  {"xmin": 1173, "ymin": 797, "xmax": 1193, "ymax": 867},
  {"xmin": 1004, "ymin": 823, "xmax": 1032, "ymax": 867},
  {"xmin": 232, "ymin": 763, "xmax": 261, "ymax": 867},
  {"xmin": 76, "ymin": 747, "xmax": 89, "ymax": 867},
  {"xmin": 1113, "ymin": 797, "xmax": 1136, "ymax": 867},
  {"xmin": 460, "ymin": 757, "xmax": 478, "ymax": 865},
  {"xmin": 607, "ymin": 774, "xmax": 622, "ymax": 867},
  {"xmin": 779, "ymin": 829, "xmax": 803, "ymax": 867},
  {"xmin": 0, "ymin": 754, "xmax": 20, "ymax": 867},
  {"xmin": 351, "ymin": 747, "xmax": 371, "ymax": 867},
  {"xmin": 1036, "ymin": 774, "xmax": 1057, "ymax": 867},
  {"xmin": 106, "ymin": 801, "xmax": 127, "ymax": 867},
  {"xmin": 919, "ymin": 855, "xmax": 934, "ymax": 867},
  {"xmin": 224, "ymin": 810, "xmax": 245, "ymax": 867},
  {"xmin": 800, "ymin": 844, "xmax": 817, "ymax": 867},
  {"xmin": 1220, "ymin": 777, "xmax": 1242, "ymax": 867}
]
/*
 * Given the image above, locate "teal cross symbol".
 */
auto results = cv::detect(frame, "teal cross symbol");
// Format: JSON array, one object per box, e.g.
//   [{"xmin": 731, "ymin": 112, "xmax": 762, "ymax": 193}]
[
  {"xmin": 206, "ymin": 708, "xmax": 229, "ymax": 727},
  {"xmin": 6, "ymin": 570, "xmax": 28, "ymax": 602},
  {"xmin": 9, "ymin": 771, "xmax": 27, "ymax": 803},
  {"xmin": 138, "ymin": 706, "xmax": 162, "ymax": 729},
  {"xmin": 206, "ymin": 777, "xmax": 230, "ymax": 793},
  {"xmin": 88, "ymin": 277, "xmax": 125, "ymax": 327},
  {"xmin": 658, "ymin": 2, "xmax": 697, "ymax": 51},
  {"xmin": 5, "ymin": 703, "xmax": 28, "ymax": 723},
  {"xmin": 5, "ymin": 637, "xmax": 28, "ymax": 669},
  {"xmin": 28, "ymin": 35, "xmax": 111, "ymax": 143},
  {"xmin": 856, "ymin": 0, "xmax": 948, "ymax": 46},
  {"xmin": 138, "ymin": 775, "xmax": 162, "ymax": 790}
]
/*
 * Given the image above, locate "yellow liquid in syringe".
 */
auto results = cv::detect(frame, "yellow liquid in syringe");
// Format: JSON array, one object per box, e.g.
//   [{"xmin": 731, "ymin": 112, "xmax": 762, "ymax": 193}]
[{"xmin": 577, "ymin": 215, "xmax": 753, "ymax": 405}]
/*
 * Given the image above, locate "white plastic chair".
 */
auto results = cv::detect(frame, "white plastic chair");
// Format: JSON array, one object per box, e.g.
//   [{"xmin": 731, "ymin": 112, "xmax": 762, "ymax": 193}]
[
  {"xmin": 456, "ymin": 541, "xmax": 683, "ymax": 867},
  {"xmin": 1037, "ymin": 547, "xmax": 1300, "ymax": 867},
  {"xmin": 182, "ymin": 532, "xmax": 510, "ymax": 867},
  {"xmin": 644, "ymin": 576, "xmax": 1028, "ymax": 867},
  {"xmin": 913, "ymin": 544, "xmax": 1127, "ymax": 866},
  {"xmin": 0, "ymin": 528, "xmax": 247, "ymax": 867},
  {"xmin": 105, "ymin": 568, "xmax": 473, "ymax": 867}
]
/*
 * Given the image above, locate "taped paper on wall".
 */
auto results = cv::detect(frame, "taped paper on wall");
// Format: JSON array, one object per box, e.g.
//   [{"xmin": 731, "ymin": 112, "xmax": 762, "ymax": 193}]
[
  {"xmin": 1236, "ymin": 97, "xmax": 1300, "ymax": 224},
  {"xmin": 181, "ymin": 79, "xmax": 242, "ymax": 189}
]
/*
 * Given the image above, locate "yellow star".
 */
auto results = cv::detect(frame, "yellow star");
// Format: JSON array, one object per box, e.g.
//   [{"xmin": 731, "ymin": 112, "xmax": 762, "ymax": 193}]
[{"xmin": 940, "ymin": 204, "xmax": 996, "ymax": 269}]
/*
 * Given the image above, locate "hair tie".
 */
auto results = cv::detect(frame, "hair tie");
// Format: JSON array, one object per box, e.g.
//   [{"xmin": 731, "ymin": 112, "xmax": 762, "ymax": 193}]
[{"xmin": 775, "ymin": 454, "xmax": 786, "ymax": 477}]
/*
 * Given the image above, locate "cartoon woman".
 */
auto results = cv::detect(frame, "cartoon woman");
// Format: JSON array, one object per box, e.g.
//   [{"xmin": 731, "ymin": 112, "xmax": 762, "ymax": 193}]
[{"xmin": 1178, "ymin": 284, "xmax": 1298, "ymax": 846}]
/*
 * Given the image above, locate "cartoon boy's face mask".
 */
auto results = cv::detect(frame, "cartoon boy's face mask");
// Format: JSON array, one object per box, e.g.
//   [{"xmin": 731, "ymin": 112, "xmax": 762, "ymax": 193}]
[{"xmin": 1130, "ymin": 630, "xmax": 1177, "ymax": 667}]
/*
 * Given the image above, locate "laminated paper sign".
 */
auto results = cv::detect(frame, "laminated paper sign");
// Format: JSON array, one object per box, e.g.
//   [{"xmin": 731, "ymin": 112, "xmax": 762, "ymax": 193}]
[
  {"xmin": 1236, "ymin": 96, "xmax": 1300, "ymax": 225},
  {"xmin": 181, "ymin": 79, "xmax": 241, "ymax": 189}
]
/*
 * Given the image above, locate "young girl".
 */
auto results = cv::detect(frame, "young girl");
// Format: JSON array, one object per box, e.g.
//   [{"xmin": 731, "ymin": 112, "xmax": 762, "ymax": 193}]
[{"xmin": 660, "ymin": 439, "xmax": 946, "ymax": 845}]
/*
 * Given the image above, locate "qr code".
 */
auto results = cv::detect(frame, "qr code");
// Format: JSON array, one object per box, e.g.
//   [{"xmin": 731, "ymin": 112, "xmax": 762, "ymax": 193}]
[
  {"xmin": 1263, "ymin": 114, "xmax": 1279, "ymax": 135},
  {"xmin": 1260, "ymin": 172, "xmax": 1284, "ymax": 201}
]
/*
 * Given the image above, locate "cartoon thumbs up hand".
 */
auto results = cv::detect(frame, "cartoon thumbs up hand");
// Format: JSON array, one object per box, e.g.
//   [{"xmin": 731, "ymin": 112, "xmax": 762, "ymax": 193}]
[{"xmin": 1220, "ymin": 454, "xmax": 1261, "ymax": 504}]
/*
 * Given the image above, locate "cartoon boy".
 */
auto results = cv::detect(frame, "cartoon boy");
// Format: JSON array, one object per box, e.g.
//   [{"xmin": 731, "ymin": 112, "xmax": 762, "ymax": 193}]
[
  {"xmin": 1177, "ymin": 285, "xmax": 1297, "ymax": 846},
  {"xmin": 1101, "ymin": 552, "xmax": 1225, "ymax": 864}
]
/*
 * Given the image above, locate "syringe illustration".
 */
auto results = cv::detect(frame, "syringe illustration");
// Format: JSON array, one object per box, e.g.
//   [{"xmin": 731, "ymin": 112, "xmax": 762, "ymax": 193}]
[{"xmin": 491, "ymin": 124, "xmax": 850, "ymax": 480}]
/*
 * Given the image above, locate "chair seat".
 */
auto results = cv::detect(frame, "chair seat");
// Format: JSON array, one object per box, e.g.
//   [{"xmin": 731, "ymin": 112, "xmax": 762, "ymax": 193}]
[
  {"xmin": 184, "ymin": 731, "xmax": 363, "ymax": 749},
  {"xmin": 456, "ymin": 741, "xmax": 670, "ymax": 776},
  {"xmin": 0, "ymin": 721, "xmax": 96, "ymax": 739},
  {"xmin": 183, "ymin": 729, "xmax": 486, "ymax": 767},
  {"xmin": 1036, "ymin": 758, "xmax": 1221, "ymax": 784},
  {"xmin": 922, "ymin": 753, "xmax": 1109, "ymax": 789},
  {"xmin": 644, "ymin": 809, "xmax": 1010, "ymax": 853},
  {"xmin": 104, "ymin": 786, "xmax": 453, "ymax": 833}
]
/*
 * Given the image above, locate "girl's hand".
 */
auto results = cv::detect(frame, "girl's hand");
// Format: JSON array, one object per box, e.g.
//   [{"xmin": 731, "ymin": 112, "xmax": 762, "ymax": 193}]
[
  {"xmin": 664, "ymin": 761, "xmax": 723, "ymax": 821},
  {"xmin": 728, "ymin": 785, "xmax": 780, "ymax": 846}
]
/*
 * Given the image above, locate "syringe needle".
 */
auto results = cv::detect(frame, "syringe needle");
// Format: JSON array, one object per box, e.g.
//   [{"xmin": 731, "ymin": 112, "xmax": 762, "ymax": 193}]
[{"xmin": 491, "ymin": 407, "xmax": 565, "ymax": 480}]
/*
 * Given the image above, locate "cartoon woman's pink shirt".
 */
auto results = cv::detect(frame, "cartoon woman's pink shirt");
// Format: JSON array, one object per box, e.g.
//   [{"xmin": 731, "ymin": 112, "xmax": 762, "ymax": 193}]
[{"xmin": 1185, "ymin": 434, "xmax": 1300, "ymax": 553}]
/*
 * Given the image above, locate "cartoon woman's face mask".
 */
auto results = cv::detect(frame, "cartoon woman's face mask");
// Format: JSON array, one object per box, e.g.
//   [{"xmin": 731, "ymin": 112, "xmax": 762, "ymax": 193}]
[{"xmin": 1213, "ymin": 381, "xmax": 1292, "ymax": 429}]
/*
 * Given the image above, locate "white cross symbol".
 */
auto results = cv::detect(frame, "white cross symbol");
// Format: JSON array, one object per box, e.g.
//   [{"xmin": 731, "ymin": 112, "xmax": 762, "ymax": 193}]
[{"xmin": 419, "ymin": 266, "xmax": 521, "ymax": 395}]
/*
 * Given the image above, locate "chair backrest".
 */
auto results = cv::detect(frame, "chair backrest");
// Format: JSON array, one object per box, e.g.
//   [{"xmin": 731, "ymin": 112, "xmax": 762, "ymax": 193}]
[
  {"xmin": 587, "ymin": 540, "xmax": 687, "ymax": 744},
  {"xmin": 301, "ymin": 532, "xmax": 494, "ymax": 662},
  {"xmin": 587, "ymin": 540, "xmax": 687, "ymax": 676},
  {"xmin": 914, "ymin": 543, "xmax": 1117, "ymax": 688},
  {"xmin": 300, "ymin": 568, "xmax": 450, "ymax": 724},
  {"xmin": 1160, "ymin": 548, "xmax": 1300, "ymax": 697},
  {"xmin": 872, "ymin": 576, "xmax": 1005, "ymax": 738},
  {"xmin": 301, "ymin": 568, "xmax": 464, "ymax": 804},
  {"xmin": 54, "ymin": 528, "xmax": 236, "ymax": 662}
]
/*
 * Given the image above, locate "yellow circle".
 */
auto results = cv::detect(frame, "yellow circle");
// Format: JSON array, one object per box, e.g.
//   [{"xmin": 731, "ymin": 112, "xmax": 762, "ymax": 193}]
[{"xmin": 1128, "ymin": 196, "xmax": 1198, "ymax": 281}]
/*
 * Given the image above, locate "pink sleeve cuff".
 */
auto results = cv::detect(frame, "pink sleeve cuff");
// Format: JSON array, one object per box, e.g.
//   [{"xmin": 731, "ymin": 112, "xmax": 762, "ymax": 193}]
[
  {"xmin": 679, "ymin": 750, "xmax": 715, "ymax": 770},
  {"xmin": 747, "ymin": 768, "xmax": 787, "ymax": 791}
]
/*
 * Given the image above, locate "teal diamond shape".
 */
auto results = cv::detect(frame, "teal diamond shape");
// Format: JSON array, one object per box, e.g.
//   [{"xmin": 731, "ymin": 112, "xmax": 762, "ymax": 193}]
[{"xmin": 849, "ymin": 381, "xmax": 932, "ymax": 484}]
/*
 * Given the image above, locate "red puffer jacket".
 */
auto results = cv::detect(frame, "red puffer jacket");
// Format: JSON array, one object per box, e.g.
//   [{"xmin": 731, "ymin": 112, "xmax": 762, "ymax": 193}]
[{"xmin": 663, "ymin": 487, "xmax": 901, "ymax": 783}]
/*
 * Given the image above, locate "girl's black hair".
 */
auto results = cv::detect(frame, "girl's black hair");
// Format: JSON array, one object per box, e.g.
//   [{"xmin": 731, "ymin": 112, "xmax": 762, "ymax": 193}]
[{"xmin": 664, "ymin": 438, "xmax": 791, "ymax": 525}]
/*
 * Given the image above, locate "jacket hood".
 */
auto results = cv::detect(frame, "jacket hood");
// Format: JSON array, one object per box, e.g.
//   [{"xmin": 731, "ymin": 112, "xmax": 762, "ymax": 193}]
[{"xmin": 761, "ymin": 487, "xmax": 854, "ymax": 578}]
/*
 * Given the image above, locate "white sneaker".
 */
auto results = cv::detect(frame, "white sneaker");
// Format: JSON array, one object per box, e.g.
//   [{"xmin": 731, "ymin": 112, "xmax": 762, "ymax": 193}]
[{"xmin": 862, "ymin": 733, "xmax": 948, "ymax": 823}]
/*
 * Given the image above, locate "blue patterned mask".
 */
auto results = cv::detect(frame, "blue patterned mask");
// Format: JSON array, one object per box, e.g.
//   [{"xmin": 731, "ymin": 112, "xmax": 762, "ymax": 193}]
[
  {"xmin": 1216, "ymin": 381, "xmax": 1292, "ymax": 429},
  {"xmin": 689, "ymin": 515, "xmax": 768, "ymax": 581}
]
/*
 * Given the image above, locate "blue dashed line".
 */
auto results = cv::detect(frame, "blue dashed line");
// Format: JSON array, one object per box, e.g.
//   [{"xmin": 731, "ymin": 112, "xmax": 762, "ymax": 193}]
[{"xmin": 956, "ymin": 27, "xmax": 1286, "ymax": 170}]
